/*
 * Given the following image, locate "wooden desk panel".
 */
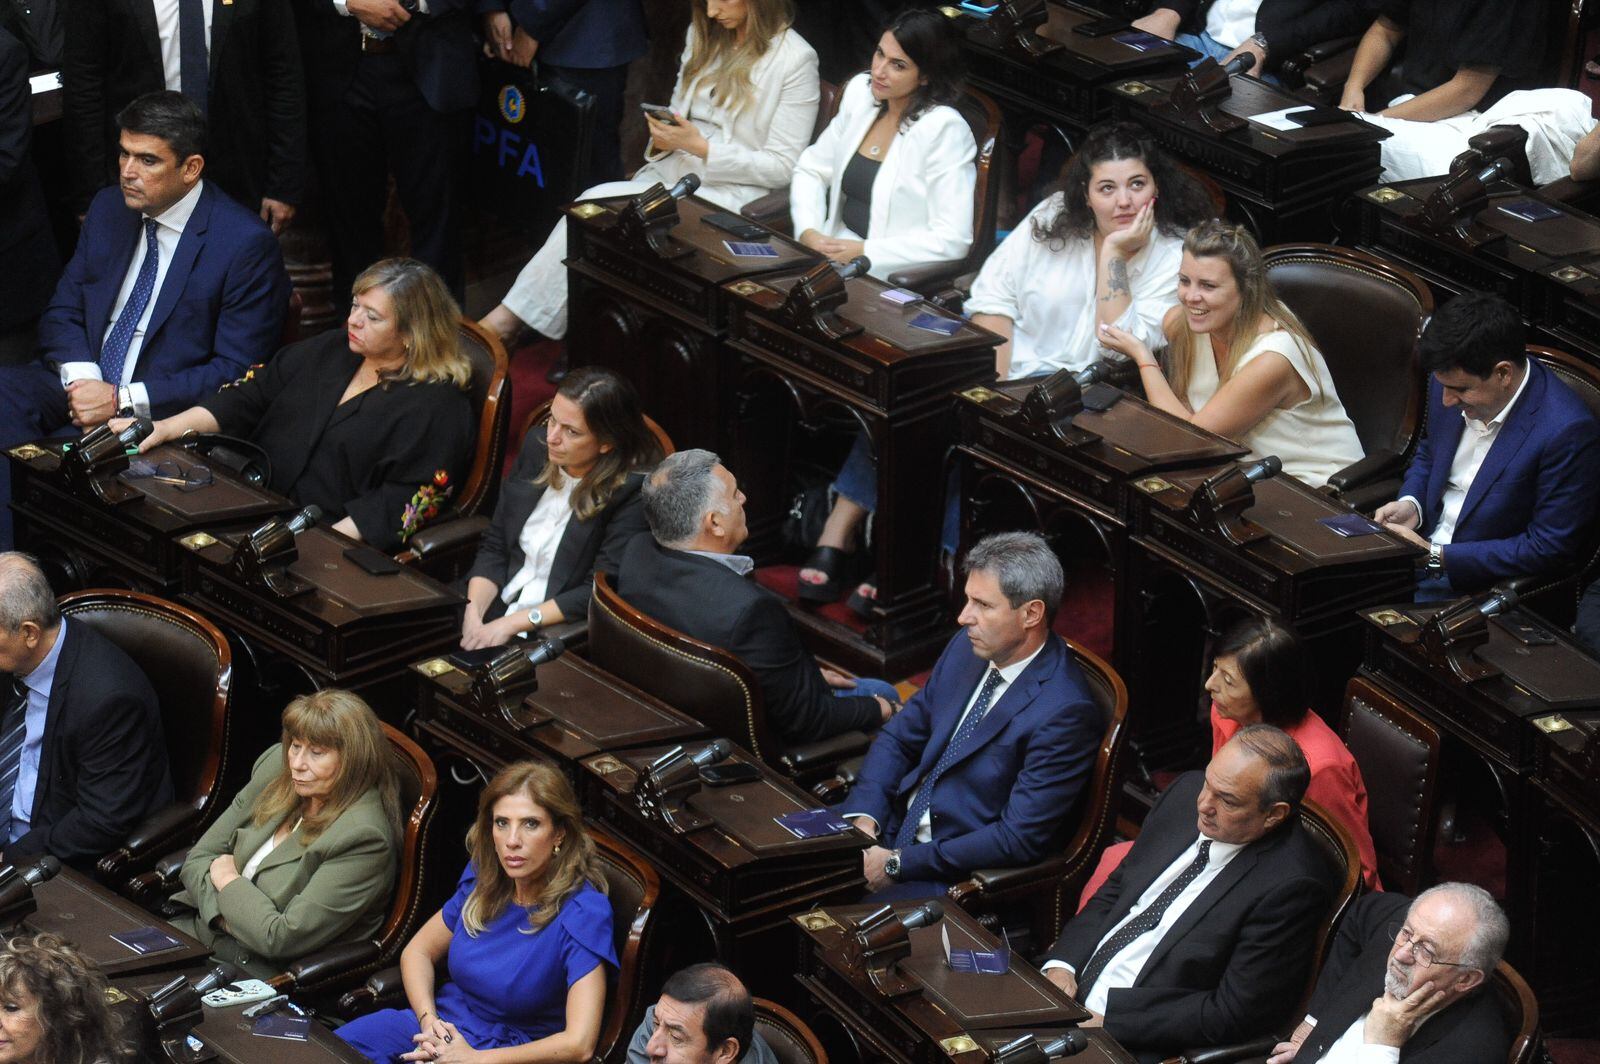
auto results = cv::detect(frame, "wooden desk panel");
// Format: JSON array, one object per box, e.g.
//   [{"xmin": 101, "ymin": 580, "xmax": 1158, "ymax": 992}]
[{"xmin": 26, "ymin": 868, "xmax": 210, "ymax": 976}]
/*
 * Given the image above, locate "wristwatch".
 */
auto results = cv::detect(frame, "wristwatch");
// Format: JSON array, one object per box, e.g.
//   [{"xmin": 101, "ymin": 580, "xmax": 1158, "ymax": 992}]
[
  {"xmin": 1249, "ymin": 31, "xmax": 1269, "ymax": 52},
  {"xmin": 884, "ymin": 850, "xmax": 902, "ymax": 881},
  {"xmin": 528, "ymin": 606, "xmax": 544, "ymax": 628},
  {"xmin": 1427, "ymin": 543, "xmax": 1444, "ymax": 573}
]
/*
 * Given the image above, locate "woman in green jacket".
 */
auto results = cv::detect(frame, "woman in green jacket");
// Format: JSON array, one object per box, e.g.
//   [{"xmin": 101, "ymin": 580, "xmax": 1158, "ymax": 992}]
[{"xmin": 173, "ymin": 689, "xmax": 401, "ymax": 977}]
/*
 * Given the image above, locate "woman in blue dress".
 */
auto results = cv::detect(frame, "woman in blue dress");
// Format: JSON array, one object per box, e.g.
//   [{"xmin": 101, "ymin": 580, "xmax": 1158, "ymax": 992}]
[{"xmin": 336, "ymin": 761, "xmax": 615, "ymax": 1064}]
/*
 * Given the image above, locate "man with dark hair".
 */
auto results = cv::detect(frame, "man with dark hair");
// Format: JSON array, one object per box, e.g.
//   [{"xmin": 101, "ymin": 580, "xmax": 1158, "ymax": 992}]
[
  {"xmin": 0, "ymin": 90, "xmax": 290, "ymax": 549},
  {"xmin": 840, "ymin": 531, "xmax": 1101, "ymax": 899},
  {"xmin": 0, "ymin": 552, "xmax": 173, "ymax": 865},
  {"xmin": 627, "ymin": 963, "xmax": 778, "ymax": 1064},
  {"xmin": 616, "ymin": 449, "xmax": 896, "ymax": 747},
  {"xmin": 1042, "ymin": 725, "xmax": 1339, "ymax": 1064},
  {"xmin": 1375, "ymin": 291, "xmax": 1600, "ymax": 600}
]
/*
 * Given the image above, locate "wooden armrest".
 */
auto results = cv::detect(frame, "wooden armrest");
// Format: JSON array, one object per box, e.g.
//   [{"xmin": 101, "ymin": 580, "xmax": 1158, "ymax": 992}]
[
  {"xmin": 1300, "ymin": 48, "xmax": 1357, "ymax": 98},
  {"xmin": 96, "ymin": 802, "xmax": 201, "ymax": 880},
  {"xmin": 337, "ymin": 964, "xmax": 406, "ymax": 1016},
  {"xmin": 886, "ymin": 260, "xmax": 967, "ymax": 295},
  {"xmin": 779, "ymin": 731, "xmax": 872, "ymax": 776},
  {"xmin": 406, "ymin": 514, "xmax": 491, "ymax": 557},
  {"xmin": 740, "ymin": 190, "xmax": 792, "ymax": 226},
  {"xmin": 1325, "ymin": 449, "xmax": 1402, "ymax": 493},
  {"xmin": 283, "ymin": 940, "xmax": 382, "ymax": 991},
  {"xmin": 1164, "ymin": 1037, "xmax": 1281, "ymax": 1064}
]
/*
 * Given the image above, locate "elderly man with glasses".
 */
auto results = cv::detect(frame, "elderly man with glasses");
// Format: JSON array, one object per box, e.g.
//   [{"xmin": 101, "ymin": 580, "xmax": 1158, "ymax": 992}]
[{"xmin": 1267, "ymin": 883, "xmax": 1512, "ymax": 1063}]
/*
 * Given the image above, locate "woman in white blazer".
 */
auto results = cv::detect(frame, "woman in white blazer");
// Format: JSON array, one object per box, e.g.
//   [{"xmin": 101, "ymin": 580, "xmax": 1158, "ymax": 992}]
[
  {"xmin": 789, "ymin": 9, "xmax": 976, "ymax": 281},
  {"xmin": 482, "ymin": 0, "xmax": 821, "ymax": 346}
]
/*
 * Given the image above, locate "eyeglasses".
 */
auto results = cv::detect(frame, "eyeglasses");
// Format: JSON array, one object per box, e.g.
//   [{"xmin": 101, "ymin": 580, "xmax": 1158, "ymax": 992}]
[
  {"xmin": 1388, "ymin": 924, "xmax": 1475, "ymax": 970},
  {"xmin": 126, "ymin": 459, "xmax": 214, "ymax": 493}
]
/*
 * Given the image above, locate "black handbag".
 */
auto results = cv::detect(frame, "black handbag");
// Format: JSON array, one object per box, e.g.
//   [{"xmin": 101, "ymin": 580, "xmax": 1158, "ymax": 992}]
[
  {"xmin": 179, "ymin": 434, "xmax": 273, "ymax": 487},
  {"xmin": 781, "ymin": 463, "xmax": 836, "ymax": 554}
]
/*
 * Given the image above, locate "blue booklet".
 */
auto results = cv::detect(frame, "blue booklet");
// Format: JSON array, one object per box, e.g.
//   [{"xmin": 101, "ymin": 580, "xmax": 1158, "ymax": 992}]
[{"xmin": 110, "ymin": 926, "xmax": 183, "ymax": 956}]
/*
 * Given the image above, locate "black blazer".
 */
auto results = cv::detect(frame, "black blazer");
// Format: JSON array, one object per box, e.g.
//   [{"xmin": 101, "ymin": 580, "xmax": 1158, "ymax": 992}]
[
  {"xmin": 466, "ymin": 431, "xmax": 650, "ymax": 624},
  {"xmin": 1047, "ymin": 772, "xmax": 1339, "ymax": 1063},
  {"xmin": 615, "ymin": 534, "xmax": 880, "ymax": 747},
  {"xmin": 7, "ymin": 621, "xmax": 174, "ymax": 865},
  {"xmin": 291, "ymin": 0, "xmax": 477, "ymax": 115},
  {"xmin": 1296, "ymin": 892, "xmax": 1509, "ymax": 1063},
  {"xmin": 62, "ymin": 0, "xmax": 309, "ymax": 212},
  {"xmin": 0, "ymin": 25, "xmax": 58, "ymax": 329},
  {"xmin": 1159, "ymin": 0, "xmax": 1374, "ymax": 70}
]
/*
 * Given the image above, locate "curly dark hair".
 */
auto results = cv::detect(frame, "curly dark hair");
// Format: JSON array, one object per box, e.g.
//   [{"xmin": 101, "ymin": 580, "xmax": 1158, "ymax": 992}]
[
  {"xmin": 877, "ymin": 8, "xmax": 965, "ymax": 127},
  {"xmin": 0, "ymin": 933, "xmax": 130, "ymax": 1064},
  {"xmin": 1031, "ymin": 121, "xmax": 1214, "ymax": 248}
]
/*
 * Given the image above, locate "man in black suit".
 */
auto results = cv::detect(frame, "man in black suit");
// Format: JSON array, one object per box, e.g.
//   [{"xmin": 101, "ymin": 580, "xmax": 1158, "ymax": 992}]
[
  {"xmin": 0, "ymin": 23, "xmax": 60, "ymax": 364},
  {"xmin": 1133, "ymin": 0, "xmax": 1372, "ymax": 79},
  {"xmin": 293, "ymin": 0, "xmax": 478, "ymax": 300},
  {"xmin": 1042, "ymin": 725, "xmax": 1339, "ymax": 1064},
  {"xmin": 617, "ymin": 449, "xmax": 895, "ymax": 747},
  {"xmin": 0, "ymin": 553, "xmax": 173, "ymax": 865},
  {"xmin": 1268, "ymin": 885, "xmax": 1511, "ymax": 1064},
  {"xmin": 63, "ymin": 0, "xmax": 308, "ymax": 233}
]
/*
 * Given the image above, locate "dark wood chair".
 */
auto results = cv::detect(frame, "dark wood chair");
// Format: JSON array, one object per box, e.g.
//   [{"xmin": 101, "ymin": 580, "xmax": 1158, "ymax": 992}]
[
  {"xmin": 588, "ymin": 572, "xmax": 872, "ymax": 782},
  {"xmin": 1339, "ymin": 676, "xmax": 1441, "ymax": 896},
  {"xmin": 1261, "ymin": 243, "xmax": 1433, "ymax": 512},
  {"xmin": 52, "ymin": 590, "xmax": 236, "ymax": 889},
  {"xmin": 753, "ymin": 998, "xmax": 829, "ymax": 1064},
  {"xmin": 1495, "ymin": 960, "xmax": 1542, "ymax": 1064},
  {"xmin": 739, "ymin": 80, "xmax": 844, "ymax": 231}
]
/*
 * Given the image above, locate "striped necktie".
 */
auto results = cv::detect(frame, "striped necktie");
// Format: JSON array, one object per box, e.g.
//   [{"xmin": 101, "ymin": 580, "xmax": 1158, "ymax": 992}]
[{"xmin": 0, "ymin": 678, "xmax": 31, "ymax": 844}]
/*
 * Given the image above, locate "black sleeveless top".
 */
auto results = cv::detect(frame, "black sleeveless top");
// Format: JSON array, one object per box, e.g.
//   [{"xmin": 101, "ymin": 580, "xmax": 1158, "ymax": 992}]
[{"xmin": 840, "ymin": 152, "xmax": 881, "ymax": 240}]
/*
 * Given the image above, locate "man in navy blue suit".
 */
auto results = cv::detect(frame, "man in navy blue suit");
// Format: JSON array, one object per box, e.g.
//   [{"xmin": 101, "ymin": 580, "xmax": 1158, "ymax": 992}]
[
  {"xmin": 841, "ymin": 531, "xmax": 1102, "ymax": 900},
  {"xmin": 0, "ymin": 91, "xmax": 290, "ymax": 549},
  {"xmin": 1375, "ymin": 292, "xmax": 1600, "ymax": 600}
]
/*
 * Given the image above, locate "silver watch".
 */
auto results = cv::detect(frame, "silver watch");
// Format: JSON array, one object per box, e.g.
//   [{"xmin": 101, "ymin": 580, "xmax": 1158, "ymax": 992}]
[
  {"xmin": 1249, "ymin": 31, "xmax": 1269, "ymax": 51},
  {"xmin": 528, "ymin": 606, "xmax": 544, "ymax": 628},
  {"xmin": 884, "ymin": 850, "xmax": 902, "ymax": 880}
]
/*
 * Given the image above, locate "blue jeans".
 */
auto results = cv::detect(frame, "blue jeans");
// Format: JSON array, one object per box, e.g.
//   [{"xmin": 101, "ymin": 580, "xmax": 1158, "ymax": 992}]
[
  {"xmin": 1175, "ymin": 30, "xmax": 1282, "ymax": 86},
  {"xmin": 835, "ymin": 677, "xmax": 901, "ymax": 706},
  {"xmin": 831, "ymin": 431, "xmax": 962, "ymax": 555},
  {"xmin": 1414, "ymin": 571, "xmax": 1456, "ymax": 603}
]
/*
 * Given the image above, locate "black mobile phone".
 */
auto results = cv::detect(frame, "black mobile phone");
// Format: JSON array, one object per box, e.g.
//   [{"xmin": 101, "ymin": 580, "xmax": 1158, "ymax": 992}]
[
  {"xmin": 1073, "ymin": 16, "xmax": 1130, "ymax": 36},
  {"xmin": 703, "ymin": 211, "xmax": 770, "ymax": 241},
  {"xmin": 1288, "ymin": 106, "xmax": 1359, "ymax": 128},
  {"xmin": 699, "ymin": 763, "xmax": 762, "ymax": 787},
  {"xmin": 641, "ymin": 103, "xmax": 680, "ymax": 126},
  {"xmin": 343, "ymin": 544, "xmax": 401, "ymax": 576},
  {"xmin": 1501, "ymin": 618, "xmax": 1557, "ymax": 646}
]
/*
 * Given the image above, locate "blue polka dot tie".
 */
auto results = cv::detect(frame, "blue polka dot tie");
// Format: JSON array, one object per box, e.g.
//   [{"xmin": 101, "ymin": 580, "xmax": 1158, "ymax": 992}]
[
  {"xmin": 0, "ymin": 678, "xmax": 30, "ymax": 845},
  {"xmin": 100, "ymin": 219, "xmax": 161, "ymax": 388},
  {"xmin": 893, "ymin": 667, "xmax": 1005, "ymax": 850},
  {"xmin": 1074, "ymin": 839, "xmax": 1213, "ymax": 998}
]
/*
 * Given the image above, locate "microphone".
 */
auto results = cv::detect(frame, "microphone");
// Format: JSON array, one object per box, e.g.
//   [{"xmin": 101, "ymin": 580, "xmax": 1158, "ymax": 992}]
[
  {"xmin": 19, "ymin": 856, "xmax": 60, "ymax": 885},
  {"xmin": 899, "ymin": 899, "xmax": 945, "ymax": 931},
  {"xmin": 1074, "ymin": 359, "xmax": 1122, "ymax": 388},
  {"xmin": 1039, "ymin": 1032, "xmax": 1089, "ymax": 1059},
  {"xmin": 522, "ymin": 633, "xmax": 566, "ymax": 668},
  {"xmin": 1242, "ymin": 455, "xmax": 1282, "ymax": 483},
  {"xmin": 1221, "ymin": 52, "xmax": 1253, "ymax": 77},
  {"xmin": 285, "ymin": 505, "xmax": 322, "ymax": 535},
  {"xmin": 832, "ymin": 255, "xmax": 871, "ymax": 280},
  {"xmin": 0, "ymin": 856, "xmax": 59, "ymax": 926},
  {"xmin": 191, "ymin": 961, "xmax": 245, "ymax": 997},
  {"xmin": 668, "ymin": 174, "xmax": 701, "ymax": 200},
  {"xmin": 690, "ymin": 739, "xmax": 733, "ymax": 769},
  {"xmin": 1424, "ymin": 157, "xmax": 1514, "ymax": 227},
  {"xmin": 1478, "ymin": 584, "xmax": 1520, "ymax": 617},
  {"xmin": 117, "ymin": 418, "xmax": 154, "ymax": 450}
]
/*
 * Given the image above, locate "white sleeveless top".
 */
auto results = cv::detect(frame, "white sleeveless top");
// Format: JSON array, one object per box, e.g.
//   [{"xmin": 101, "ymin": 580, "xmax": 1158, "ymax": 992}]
[{"xmin": 1185, "ymin": 328, "xmax": 1363, "ymax": 488}]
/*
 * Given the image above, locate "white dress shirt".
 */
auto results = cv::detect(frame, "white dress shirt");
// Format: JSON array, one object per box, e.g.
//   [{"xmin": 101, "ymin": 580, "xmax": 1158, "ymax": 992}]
[
  {"xmin": 152, "ymin": 0, "xmax": 215, "ymax": 92},
  {"xmin": 58, "ymin": 179, "xmax": 207, "ymax": 418},
  {"xmin": 683, "ymin": 549, "xmax": 756, "ymax": 576},
  {"xmin": 500, "ymin": 473, "xmax": 576, "ymax": 611},
  {"xmin": 1043, "ymin": 834, "xmax": 1247, "ymax": 1015},
  {"xmin": 1317, "ymin": 1013, "xmax": 1402, "ymax": 1064},
  {"xmin": 1400, "ymin": 365, "xmax": 1532, "ymax": 546},
  {"xmin": 1203, "ymin": 0, "xmax": 1261, "ymax": 48},
  {"xmin": 240, "ymin": 818, "xmax": 301, "ymax": 879}
]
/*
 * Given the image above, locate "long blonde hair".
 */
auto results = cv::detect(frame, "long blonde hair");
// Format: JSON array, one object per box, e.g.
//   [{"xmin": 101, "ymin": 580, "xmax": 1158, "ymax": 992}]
[
  {"xmin": 249, "ymin": 689, "xmax": 401, "ymax": 845},
  {"xmin": 352, "ymin": 258, "xmax": 472, "ymax": 390},
  {"xmin": 679, "ymin": 0, "xmax": 794, "ymax": 119},
  {"xmin": 461, "ymin": 761, "xmax": 606, "ymax": 936},
  {"xmin": 1165, "ymin": 220, "xmax": 1324, "ymax": 406}
]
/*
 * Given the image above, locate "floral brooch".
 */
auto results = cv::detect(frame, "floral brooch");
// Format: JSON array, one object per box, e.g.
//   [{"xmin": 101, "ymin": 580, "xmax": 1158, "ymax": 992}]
[{"xmin": 400, "ymin": 469, "xmax": 454, "ymax": 541}]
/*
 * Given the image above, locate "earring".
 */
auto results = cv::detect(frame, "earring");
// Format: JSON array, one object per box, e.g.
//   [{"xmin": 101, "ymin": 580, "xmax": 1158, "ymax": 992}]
[{"xmin": 554, "ymin": 843, "xmax": 563, "ymax": 855}]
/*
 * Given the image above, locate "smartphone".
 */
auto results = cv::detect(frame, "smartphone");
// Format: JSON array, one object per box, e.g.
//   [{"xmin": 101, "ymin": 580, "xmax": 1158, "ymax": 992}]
[
  {"xmin": 1288, "ymin": 106, "xmax": 1359, "ymax": 128},
  {"xmin": 699, "ymin": 763, "xmax": 762, "ymax": 787},
  {"xmin": 344, "ymin": 544, "xmax": 401, "ymax": 576},
  {"xmin": 641, "ymin": 103, "xmax": 679, "ymax": 126},
  {"xmin": 704, "ymin": 211, "xmax": 770, "ymax": 241},
  {"xmin": 1073, "ymin": 16, "xmax": 1131, "ymax": 37},
  {"xmin": 202, "ymin": 979, "xmax": 279, "ymax": 1009}
]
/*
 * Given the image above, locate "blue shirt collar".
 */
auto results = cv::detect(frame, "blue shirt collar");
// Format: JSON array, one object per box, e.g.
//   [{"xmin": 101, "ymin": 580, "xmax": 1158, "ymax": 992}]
[{"xmin": 21, "ymin": 617, "xmax": 67, "ymax": 697}]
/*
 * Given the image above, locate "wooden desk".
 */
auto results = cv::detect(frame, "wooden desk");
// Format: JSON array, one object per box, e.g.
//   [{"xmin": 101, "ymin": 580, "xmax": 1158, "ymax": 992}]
[
  {"xmin": 580, "ymin": 742, "xmax": 866, "ymax": 1000},
  {"xmin": 792, "ymin": 903, "xmax": 1133, "ymax": 1064},
  {"xmin": 7, "ymin": 440, "xmax": 291, "ymax": 593},
  {"xmin": 182, "ymin": 525, "xmax": 462, "ymax": 702},
  {"xmin": 1110, "ymin": 73, "xmax": 1387, "ymax": 242},
  {"xmin": 565, "ymin": 192, "xmax": 821, "ymax": 453},
  {"xmin": 722, "ymin": 272, "xmax": 1000, "ymax": 676},
  {"xmin": 25, "ymin": 867, "xmax": 210, "ymax": 976},
  {"xmin": 1357, "ymin": 604, "xmax": 1600, "ymax": 1032},
  {"xmin": 1124, "ymin": 466, "xmax": 1419, "ymax": 772}
]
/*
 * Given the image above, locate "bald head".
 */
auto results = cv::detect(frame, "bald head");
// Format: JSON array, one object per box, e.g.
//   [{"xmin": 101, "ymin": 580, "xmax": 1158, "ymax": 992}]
[{"xmin": 0, "ymin": 553, "xmax": 60, "ymax": 677}]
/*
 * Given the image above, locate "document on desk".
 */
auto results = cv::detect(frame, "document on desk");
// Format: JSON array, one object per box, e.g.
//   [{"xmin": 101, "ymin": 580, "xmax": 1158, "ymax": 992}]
[
  {"xmin": 1247, "ymin": 106, "xmax": 1317, "ymax": 132},
  {"xmin": 109, "ymin": 926, "xmax": 184, "ymax": 955},
  {"xmin": 944, "ymin": 925, "xmax": 1011, "ymax": 974}
]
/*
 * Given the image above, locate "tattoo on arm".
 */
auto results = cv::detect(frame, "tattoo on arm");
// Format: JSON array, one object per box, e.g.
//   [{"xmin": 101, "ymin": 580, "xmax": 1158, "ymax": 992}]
[{"xmin": 1100, "ymin": 258, "xmax": 1130, "ymax": 303}]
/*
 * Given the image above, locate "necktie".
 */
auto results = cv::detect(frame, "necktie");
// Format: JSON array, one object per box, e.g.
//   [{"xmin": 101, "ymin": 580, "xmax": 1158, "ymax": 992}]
[
  {"xmin": 0, "ymin": 678, "xmax": 31, "ymax": 844},
  {"xmin": 893, "ymin": 667, "xmax": 1006, "ymax": 850},
  {"xmin": 179, "ymin": 0, "xmax": 209, "ymax": 115},
  {"xmin": 1074, "ymin": 839, "xmax": 1213, "ymax": 998},
  {"xmin": 100, "ymin": 219, "xmax": 161, "ymax": 388}
]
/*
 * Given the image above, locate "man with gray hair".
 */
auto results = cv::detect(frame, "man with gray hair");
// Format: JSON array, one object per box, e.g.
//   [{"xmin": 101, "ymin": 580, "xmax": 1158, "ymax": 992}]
[
  {"xmin": 616, "ymin": 451, "xmax": 897, "ymax": 747},
  {"xmin": 841, "ymin": 531, "xmax": 1101, "ymax": 899},
  {"xmin": 0, "ymin": 553, "xmax": 172, "ymax": 864},
  {"xmin": 1269, "ymin": 884, "xmax": 1511, "ymax": 1063}
]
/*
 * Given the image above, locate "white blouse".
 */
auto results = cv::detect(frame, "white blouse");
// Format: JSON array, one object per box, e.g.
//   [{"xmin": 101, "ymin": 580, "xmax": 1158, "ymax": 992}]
[
  {"xmin": 241, "ymin": 818, "xmax": 301, "ymax": 880},
  {"xmin": 964, "ymin": 193, "xmax": 1184, "ymax": 380},
  {"xmin": 1185, "ymin": 328, "xmax": 1364, "ymax": 488},
  {"xmin": 500, "ymin": 474, "xmax": 577, "ymax": 612}
]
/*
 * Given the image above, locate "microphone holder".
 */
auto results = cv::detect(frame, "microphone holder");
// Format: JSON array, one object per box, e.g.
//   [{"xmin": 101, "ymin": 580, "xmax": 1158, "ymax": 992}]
[
  {"xmin": 1417, "ymin": 594, "xmax": 1502, "ymax": 684},
  {"xmin": 991, "ymin": 1035, "xmax": 1052, "ymax": 1064},
  {"xmin": 0, "ymin": 867, "xmax": 38, "ymax": 929},
  {"xmin": 779, "ymin": 261, "xmax": 864, "ymax": 343},
  {"xmin": 145, "ymin": 975, "xmax": 217, "ymax": 1064},
  {"xmin": 1419, "ymin": 165, "xmax": 1511, "ymax": 245},
  {"xmin": 968, "ymin": 0, "xmax": 1062, "ymax": 60},
  {"xmin": 1161, "ymin": 58, "xmax": 1246, "ymax": 135},
  {"xmin": 634, "ymin": 745, "xmax": 714, "ymax": 835},
  {"xmin": 1185, "ymin": 465, "xmax": 1269, "ymax": 547},
  {"xmin": 843, "ymin": 905, "xmax": 920, "ymax": 998},
  {"xmin": 467, "ymin": 647, "xmax": 553, "ymax": 733},
  {"xmin": 228, "ymin": 518, "xmax": 313, "ymax": 599},
  {"xmin": 616, "ymin": 182, "xmax": 695, "ymax": 261},
  {"xmin": 59, "ymin": 424, "xmax": 141, "ymax": 506}
]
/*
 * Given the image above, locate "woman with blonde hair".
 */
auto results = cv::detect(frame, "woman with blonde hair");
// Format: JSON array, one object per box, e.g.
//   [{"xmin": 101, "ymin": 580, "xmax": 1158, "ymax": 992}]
[
  {"xmin": 1097, "ymin": 220, "xmax": 1363, "ymax": 488},
  {"xmin": 173, "ymin": 689, "xmax": 401, "ymax": 978},
  {"xmin": 481, "ymin": 0, "xmax": 821, "ymax": 346},
  {"xmin": 336, "ymin": 761, "xmax": 615, "ymax": 1064},
  {"xmin": 0, "ymin": 933, "xmax": 128, "ymax": 1064},
  {"xmin": 122, "ymin": 257, "xmax": 475, "ymax": 549}
]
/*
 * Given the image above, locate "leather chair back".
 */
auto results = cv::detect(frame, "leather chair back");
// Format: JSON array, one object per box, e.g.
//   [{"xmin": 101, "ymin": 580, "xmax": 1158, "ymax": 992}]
[
  {"xmin": 369, "ymin": 725, "xmax": 438, "ymax": 968},
  {"xmin": 592, "ymin": 828, "xmax": 662, "ymax": 1063},
  {"xmin": 589, "ymin": 573, "xmax": 778, "ymax": 763},
  {"xmin": 1263, "ymin": 244, "xmax": 1433, "ymax": 459},
  {"xmin": 450, "ymin": 319, "xmax": 513, "ymax": 522},
  {"xmin": 58, "ymin": 590, "xmax": 231, "ymax": 825},
  {"xmin": 753, "ymin": 999, "xmax": 828, "ymax": 1064},
  {"xmin": 815, "ymin": 80, "xmax": 842, "ymax": 141},
  {"xmin": 1518, "ymin": 345, "xmax": 1600, "ymax": 621},
  {"xmin": 954, "ymin": 87, "xmax": 1004, "ymax": 273},
  {"xmin": 1339, "ymin": 676, "xmax": 1440, "ymax": 895},
  {"xmin": 1296, "ymin": 799, "xmax": 1363, "ymax": 1015},
  {"xmin": 1493, "ymin": 961, "xmax": 1541, "ymax": 1064}
]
